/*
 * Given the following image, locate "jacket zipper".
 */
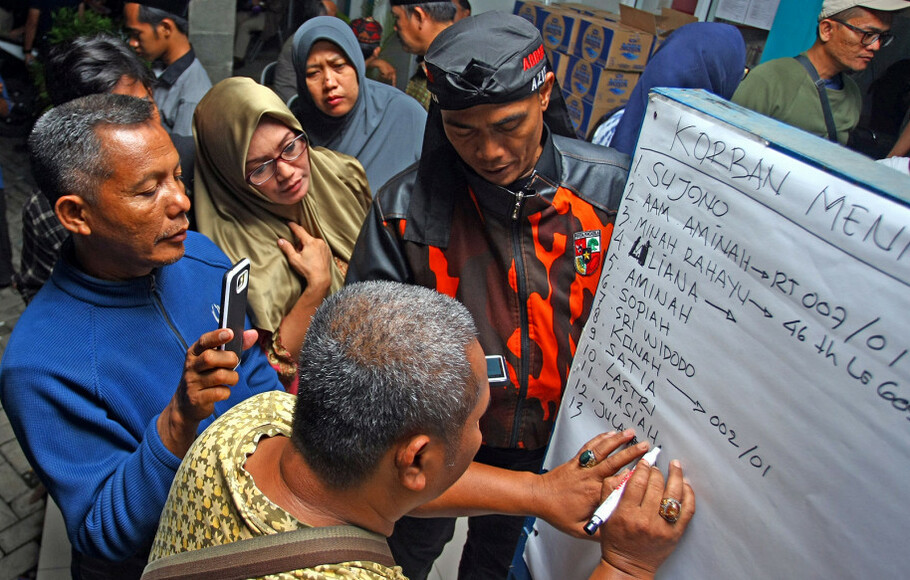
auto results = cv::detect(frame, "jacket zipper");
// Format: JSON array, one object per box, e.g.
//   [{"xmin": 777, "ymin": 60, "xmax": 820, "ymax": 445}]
[
  {"xmin": 150, "ymin": 274, "xmax": 189, "ymax": 351},
  {"xmin": 508, "ymin": 187, "xmax": 532, "ymax": 448}
]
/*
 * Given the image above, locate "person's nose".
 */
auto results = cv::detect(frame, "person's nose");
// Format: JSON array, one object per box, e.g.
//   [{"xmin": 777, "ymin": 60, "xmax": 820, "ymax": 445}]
[
  {"xmin": 275, "ymin": 157, "xmax": 296, "ymax": 181},
  {"xmin": 167, "ymin": 179, "xmax": 192, "ymax": 217},
  {"xmin": 324, "ymin": 70, "xmax": 339, "ymax": 89},
  {"xmin": 475, "ymin": 135, "xmax": 505, "ymax": 164}
]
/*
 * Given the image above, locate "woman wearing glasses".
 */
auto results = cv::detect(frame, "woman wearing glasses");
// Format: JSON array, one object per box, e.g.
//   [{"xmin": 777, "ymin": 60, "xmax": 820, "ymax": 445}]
[{"xmin": 193, "ymin": 77, "xmax": 371, "ymax": 391}]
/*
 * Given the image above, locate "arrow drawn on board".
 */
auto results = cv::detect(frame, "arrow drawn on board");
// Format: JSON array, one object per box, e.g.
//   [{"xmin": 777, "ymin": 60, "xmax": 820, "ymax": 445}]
[
  {"xmin": 705, "ymin": 299, "xmax": 737, "ymax": 322},
  {"xmin": 667, "ymin": 378, "xmax": 705, "ymax": 414},
  {"xmin": 751, "ymin": 266, "xmax": 770, "ymax": 280},
  {"xmin": 748, "ymin": 299, "xmax": 773, "ymax": 318}
]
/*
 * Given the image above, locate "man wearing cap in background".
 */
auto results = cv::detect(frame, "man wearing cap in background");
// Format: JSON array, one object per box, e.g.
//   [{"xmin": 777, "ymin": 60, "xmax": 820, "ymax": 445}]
[
  {"xmin": 351, "ymin": 16, "xmax": 398, "ymax": 86},
  {"xmin": 389, "ymin": 0, "xmax": 456, "ymax": 109},
  {"xmin": 733, "ymin": 0, "xmax": 907, "ymax": 145},
  {"xmin": 347, "ymin": 11, "xmax": 630, "ymax": 579},
  {"xmin": 124, "ymin": 0, "xmax": 211, "ymax": 159}
]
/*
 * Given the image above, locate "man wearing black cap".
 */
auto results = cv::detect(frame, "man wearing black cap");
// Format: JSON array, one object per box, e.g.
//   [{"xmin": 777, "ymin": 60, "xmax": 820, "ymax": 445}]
[
  {"xmin": 389, "ymin": 0, "xmax": 456, "ymax": 109},
  {"xmin": 123, "ymin": 0, "xmax": 211, "ymax": 147},
  {"xmin": 347, "ymin": 11, "xmax": 630, "ymax": 579}
]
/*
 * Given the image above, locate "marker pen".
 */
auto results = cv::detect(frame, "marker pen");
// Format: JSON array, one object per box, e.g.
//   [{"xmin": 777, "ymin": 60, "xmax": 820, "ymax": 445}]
[{"xmin": 583, "ymin": 446, "xmax": 661, "ymax": 535}]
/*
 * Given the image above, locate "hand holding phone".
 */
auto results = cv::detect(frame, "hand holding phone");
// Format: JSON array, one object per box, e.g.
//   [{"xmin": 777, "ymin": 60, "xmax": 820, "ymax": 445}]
[{"xmin": 219, "ymin": 258, "xmax": 251, "ymax": 363}]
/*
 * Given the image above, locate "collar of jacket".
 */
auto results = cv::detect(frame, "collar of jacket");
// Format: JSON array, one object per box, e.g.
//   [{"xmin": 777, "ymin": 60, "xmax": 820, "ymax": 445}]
[
  {"xmin": 156, "ymin": 47, "xmax": 196, "ymax": 88},
  {"xmin": 54, "ymin": 238, "xmax": 162, "ymax": 307},
  {"xmin": 404, "ymin": 125, "xmax": 559, "ymax": 248}
]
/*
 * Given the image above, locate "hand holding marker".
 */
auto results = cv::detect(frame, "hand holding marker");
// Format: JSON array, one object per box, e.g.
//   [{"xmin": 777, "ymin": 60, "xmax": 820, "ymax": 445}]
[{"xmin": 584, "ymin": 446, "xmax": 662, "ymax": 535}]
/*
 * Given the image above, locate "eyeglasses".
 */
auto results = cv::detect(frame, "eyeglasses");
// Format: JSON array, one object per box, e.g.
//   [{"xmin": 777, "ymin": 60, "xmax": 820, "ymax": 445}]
[
  {"xmin": 829, "ymin": 18, "xmax": 894, "ymax": 47},
  {"xmin": 246, "ymin": 132, "xmax": 309, "ymax": 185}
]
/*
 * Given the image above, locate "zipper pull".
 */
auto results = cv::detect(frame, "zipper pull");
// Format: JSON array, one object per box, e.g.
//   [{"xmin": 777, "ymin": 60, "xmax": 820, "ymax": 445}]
[
  {"xmin": 511, "ymin": 194, "xmax": 522, "ymax": 221},
  {"xmin": 512, "ymin": 180, "xmax": 536, "ymax": 221}
]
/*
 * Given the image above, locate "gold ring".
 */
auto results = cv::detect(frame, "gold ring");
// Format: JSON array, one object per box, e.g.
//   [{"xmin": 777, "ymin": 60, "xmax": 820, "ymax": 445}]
[{"xmin": 658, "ymin": 497, "xmax": 682, "ymax": 523}]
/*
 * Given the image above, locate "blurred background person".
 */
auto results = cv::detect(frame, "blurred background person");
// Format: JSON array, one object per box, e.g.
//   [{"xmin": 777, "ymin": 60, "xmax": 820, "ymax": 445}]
[
  {"xmin": 291, "ymin": 16, "xmax": 425, "ymax": 191},
  {"xmin": 350, "ymin": 16, "xmax": 396, "ymax": 85},
  {"xmin": 609, "ymin": 22, "xmax": 746, "ymax": 155}
]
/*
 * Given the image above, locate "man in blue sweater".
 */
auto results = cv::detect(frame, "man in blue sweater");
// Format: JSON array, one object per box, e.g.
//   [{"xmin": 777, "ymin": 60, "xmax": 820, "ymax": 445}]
[{"xmin": 0, "ymin": 94, "xmax": 280, "ymax": 578}]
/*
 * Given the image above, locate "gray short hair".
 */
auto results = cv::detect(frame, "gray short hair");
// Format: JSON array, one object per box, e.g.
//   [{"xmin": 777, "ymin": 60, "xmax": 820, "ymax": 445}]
[
  {"xmin": 405, "ymin": 1, "xmax": 456, "ymax": 23},
  {"xmin": 28, "ymin": 94, "xmax": 156, "ymax": 204},
  {"xmin": 292, "ymin": 281, "xmax": 480, "ymax": 490}
]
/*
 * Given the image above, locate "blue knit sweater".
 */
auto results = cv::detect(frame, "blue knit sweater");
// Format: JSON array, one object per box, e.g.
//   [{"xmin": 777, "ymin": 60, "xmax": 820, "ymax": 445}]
[{"xmin": 0, "ymin": 232, "xmax": 280, "ymax": 560}]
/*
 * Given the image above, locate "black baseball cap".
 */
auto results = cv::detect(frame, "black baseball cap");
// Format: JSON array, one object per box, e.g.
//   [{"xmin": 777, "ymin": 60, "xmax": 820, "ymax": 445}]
[{"xmin": 129, "ymin": 0, "xmax": 189, "ymax": 18}]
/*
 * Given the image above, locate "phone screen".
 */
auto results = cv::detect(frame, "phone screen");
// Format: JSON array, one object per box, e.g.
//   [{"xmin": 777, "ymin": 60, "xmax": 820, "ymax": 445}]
[{"xmin": 486, "ymin": 355, "xmax": 509, "ymax": 383}]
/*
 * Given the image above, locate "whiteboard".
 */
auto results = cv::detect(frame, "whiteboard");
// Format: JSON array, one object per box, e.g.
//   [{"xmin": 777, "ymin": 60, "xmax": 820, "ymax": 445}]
[{"xmin": 524, "ymin": 89, "xmax": 910, "ymax": 579}]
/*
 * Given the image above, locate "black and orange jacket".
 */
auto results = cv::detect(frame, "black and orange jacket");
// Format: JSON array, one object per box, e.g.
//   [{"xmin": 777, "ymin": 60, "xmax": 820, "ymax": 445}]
[{"xmin": 347, "ymin": 132, "xmax": 629, "ymax": 450}]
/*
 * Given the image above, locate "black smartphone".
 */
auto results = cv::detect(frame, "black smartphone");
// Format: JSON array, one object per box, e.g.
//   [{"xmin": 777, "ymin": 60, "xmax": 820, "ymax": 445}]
[
  {"xmin": 219, "ymin": 258, "xmax": 251, "ymax": 363},
  {"xmin": 486, "ymin": 355, "xmax": 509, "ymax": 384}
]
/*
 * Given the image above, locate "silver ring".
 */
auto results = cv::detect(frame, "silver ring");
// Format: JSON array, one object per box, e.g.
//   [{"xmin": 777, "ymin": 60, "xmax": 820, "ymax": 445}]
[{"xmin": 579, "ymin": 449, "xmax": 597, "ymax": 468}]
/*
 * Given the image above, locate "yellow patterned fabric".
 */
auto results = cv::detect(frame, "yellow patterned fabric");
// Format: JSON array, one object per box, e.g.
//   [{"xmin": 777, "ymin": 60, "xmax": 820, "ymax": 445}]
[
  {"xmin": 405, "ymin": 70, "xmax": 431, "ymax": 112},
  {"xmin": 149, "ymin": 391, "xmax": 407, "ymax": 579}
]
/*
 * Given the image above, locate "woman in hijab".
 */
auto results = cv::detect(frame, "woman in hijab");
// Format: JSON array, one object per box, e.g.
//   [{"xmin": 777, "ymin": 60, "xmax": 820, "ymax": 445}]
[
  {"xmin": 291, "ymin": 16, "xmax": 427, "ymax": 192},
  {"xmin": 193, "ymin": 77, "xmax": 371, "ymax": 390},
  {"xmin": 609, "ymin": 22, "xmax": 747, "ymax": 156}
]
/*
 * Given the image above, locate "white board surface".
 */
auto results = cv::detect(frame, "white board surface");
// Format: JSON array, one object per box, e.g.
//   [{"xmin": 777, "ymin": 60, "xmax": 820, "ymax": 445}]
[{"xmin": 524, "ymin": 89, "xmax": 910, "ymax": 579}]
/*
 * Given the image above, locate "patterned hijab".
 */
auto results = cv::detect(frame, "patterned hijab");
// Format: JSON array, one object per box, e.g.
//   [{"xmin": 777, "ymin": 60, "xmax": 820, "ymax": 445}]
[{"xmin": 193, "ymin": 77, "xmax": 371, "ymax": 331}]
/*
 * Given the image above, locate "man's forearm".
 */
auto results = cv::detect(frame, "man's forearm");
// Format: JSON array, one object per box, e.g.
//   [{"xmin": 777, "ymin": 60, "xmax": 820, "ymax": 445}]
[
  {"xmin": 23, "ymin": 9, "xmax": 39, "ymax": 56},
  {"xmin": 887, "ymin": 120, "xmax": 910, "ymax": 158},
  {"xmin": 408, "ymin": 461, "xmax": 541, "ymax": 518},
  {"xmin": 73, "ymin": 420, "xmax": 183, "ymax": 559}
]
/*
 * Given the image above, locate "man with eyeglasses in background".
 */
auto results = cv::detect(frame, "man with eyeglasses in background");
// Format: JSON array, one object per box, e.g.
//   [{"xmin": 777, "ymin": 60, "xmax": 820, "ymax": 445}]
[{"xmin": 733, "ymin": 0, "xmax": 906, "ymax": 145}]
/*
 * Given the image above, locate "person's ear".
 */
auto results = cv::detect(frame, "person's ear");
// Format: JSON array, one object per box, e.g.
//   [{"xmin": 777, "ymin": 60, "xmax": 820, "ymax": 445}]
[
  {"xmin": 538, "ymin": 71, "xmax": 555, "ymax": 111},
  {"xmin": 55, "ymin": 195, "xmax": 93, "ymax": 236},
  {"xmin": 372, "ymin": 46, "xmax": 382, "ymax": 59},
  {"xmin": 818, "ymin": 19, "xmax": 834, "ymax": 42},
  {"xmin": 158, "ymin": 17, "xmax": 175, "ymax": 39},
  {"xmin": 413, "ymin": 6, "xmax": 429, "ymax": 27},
  {"xmin": 395, "ymin": 434, "xmax": 432, "ymax": 492}
]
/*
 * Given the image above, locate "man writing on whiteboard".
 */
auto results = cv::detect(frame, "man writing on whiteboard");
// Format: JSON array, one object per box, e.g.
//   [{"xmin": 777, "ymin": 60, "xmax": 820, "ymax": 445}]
[
  {"xmin": 346, "ymin": 12, "xmax": 630, "ymax": 579},
  {"xmin": 148, "ymin": 282, "xmax": 696, "ymax": 579},
  {"xmin": 733, "ymin": 0, "xmax": 908, "ymax": 145}
]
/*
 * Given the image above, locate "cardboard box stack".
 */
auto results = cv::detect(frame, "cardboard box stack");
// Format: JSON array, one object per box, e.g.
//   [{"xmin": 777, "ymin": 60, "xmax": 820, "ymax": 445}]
[{"xmin": 514, "ymin": 1, "xmax": 696, "ymax": 140}]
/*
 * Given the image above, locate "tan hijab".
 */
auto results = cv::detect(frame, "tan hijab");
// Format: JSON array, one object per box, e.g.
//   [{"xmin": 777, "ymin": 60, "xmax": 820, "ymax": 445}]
[{"xmin": 193, "ymin": 77, "xmax": 371, "ymax": 332}]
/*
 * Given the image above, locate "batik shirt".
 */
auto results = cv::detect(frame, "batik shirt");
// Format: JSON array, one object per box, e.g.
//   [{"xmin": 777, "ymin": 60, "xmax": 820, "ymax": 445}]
[{"xmin": 149, "ymin": 391, "xmax": 406, "ymax": 579}]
